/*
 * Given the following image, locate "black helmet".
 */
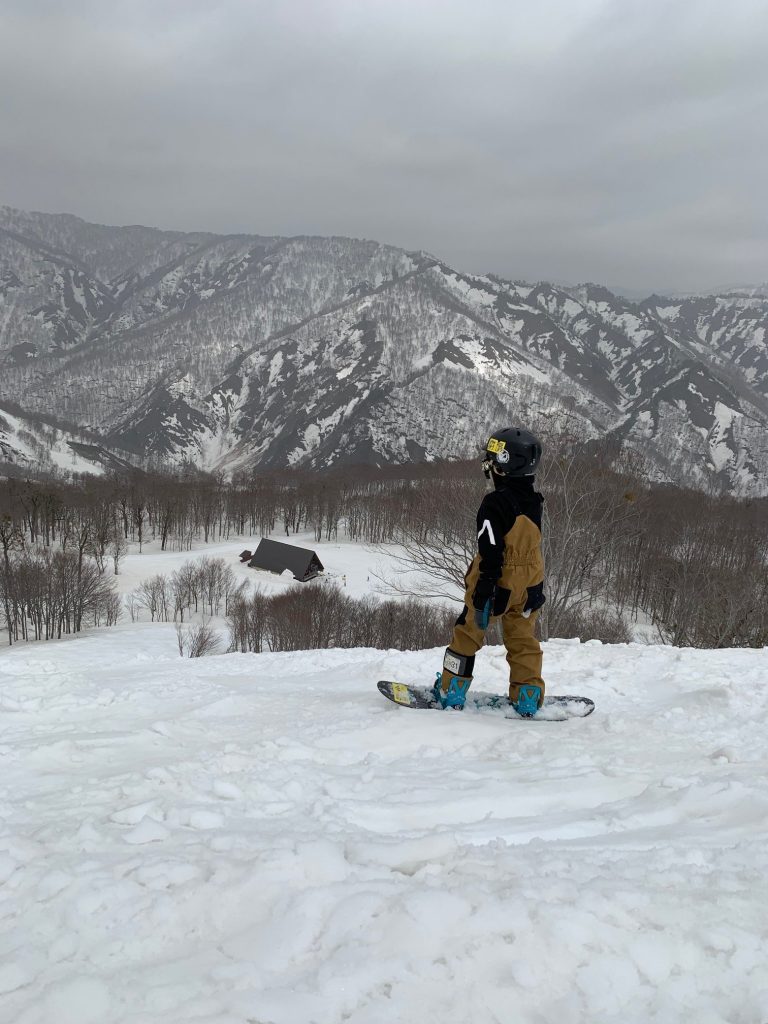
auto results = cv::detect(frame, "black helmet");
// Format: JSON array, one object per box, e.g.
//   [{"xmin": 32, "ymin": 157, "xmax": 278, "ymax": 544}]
[{"xmin": 482, "ymin": 427, "xmax": 542, "ymax": 479}]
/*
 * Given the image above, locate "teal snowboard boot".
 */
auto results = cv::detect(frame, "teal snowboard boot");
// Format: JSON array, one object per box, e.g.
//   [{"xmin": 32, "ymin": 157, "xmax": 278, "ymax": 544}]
[
  {"xmin": 510, "ymin": 684, "xmax": 543, "ymax": 718},
  {"xmin": 433, "ymin": 671, "xmax": 472, "ymax": 710}
]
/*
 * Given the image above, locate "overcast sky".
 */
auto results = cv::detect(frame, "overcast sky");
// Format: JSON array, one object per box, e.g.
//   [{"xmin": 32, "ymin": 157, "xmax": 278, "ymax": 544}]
[{"xmin": 1, "ymin": 0, "xmax": 766, "ymax": 292}]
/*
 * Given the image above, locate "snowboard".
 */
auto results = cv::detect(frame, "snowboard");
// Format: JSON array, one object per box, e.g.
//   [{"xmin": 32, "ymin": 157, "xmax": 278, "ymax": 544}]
[{"xmin": 377, "ymin": 680, "xmax": 595, "ymax": 721}]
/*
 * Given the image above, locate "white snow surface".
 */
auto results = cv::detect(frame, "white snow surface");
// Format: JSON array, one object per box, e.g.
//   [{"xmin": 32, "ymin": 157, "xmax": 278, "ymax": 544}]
[
  {"xmin": 2, "ymin": 624, "xmax": 768, "ymax": 1022},
  {"xmin": 115, "ymin": 533, "xmax": 462, "ymax": 610}
]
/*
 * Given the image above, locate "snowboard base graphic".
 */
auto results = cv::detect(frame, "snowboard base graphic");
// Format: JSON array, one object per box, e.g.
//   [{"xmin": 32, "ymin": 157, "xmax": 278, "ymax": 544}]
[{"xmin": 377, "ymin": 680, "xmax": 595, "ymax": 721}]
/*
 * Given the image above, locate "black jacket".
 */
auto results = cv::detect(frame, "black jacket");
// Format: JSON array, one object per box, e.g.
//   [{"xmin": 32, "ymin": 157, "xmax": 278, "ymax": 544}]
[{"xmin": 476, "ymin": 476, "xmax": 544, "ymax": 585}]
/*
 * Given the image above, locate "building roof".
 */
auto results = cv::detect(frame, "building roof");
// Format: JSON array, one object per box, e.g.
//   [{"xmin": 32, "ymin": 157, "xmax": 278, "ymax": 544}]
[{"xmin": 248, "ymin": 538, "xmax": 324, "ymax": 581}]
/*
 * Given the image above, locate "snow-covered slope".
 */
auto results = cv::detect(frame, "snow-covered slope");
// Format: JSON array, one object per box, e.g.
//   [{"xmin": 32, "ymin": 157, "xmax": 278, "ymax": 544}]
[
  {"xmin": 0, "ymin": 401, "xmax": 137, "ymax": 477},
  {"xmin": 2, "ymin": 206, "xmax": 768, "ymax": 491},
  {"xmin": 1, "ymin": 625, "xmax": 766, "ymax": 1023}
]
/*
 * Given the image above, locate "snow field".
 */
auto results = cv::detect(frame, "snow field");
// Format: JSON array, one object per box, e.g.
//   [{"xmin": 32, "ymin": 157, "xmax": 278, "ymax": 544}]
[
  {"xmin": 1, "ymin": 627, "xmax": 767, "ymax": 1023},
  {"xmin": 114, "ymin": 533, "xmax": 447, "ymax": 608}
]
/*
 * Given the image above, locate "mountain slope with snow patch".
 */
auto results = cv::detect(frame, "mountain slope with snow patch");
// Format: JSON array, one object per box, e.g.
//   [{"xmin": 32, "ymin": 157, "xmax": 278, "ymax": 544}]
[{"xmin": 0, "ymin": 401, "xmax": 137, "ymax": 477}]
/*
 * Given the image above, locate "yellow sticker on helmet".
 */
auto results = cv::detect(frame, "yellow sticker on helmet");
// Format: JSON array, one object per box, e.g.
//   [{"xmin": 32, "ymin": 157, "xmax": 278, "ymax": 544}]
[{"xmin": 487, "ymin": 438, "xmax": 507, "ymax": 454}]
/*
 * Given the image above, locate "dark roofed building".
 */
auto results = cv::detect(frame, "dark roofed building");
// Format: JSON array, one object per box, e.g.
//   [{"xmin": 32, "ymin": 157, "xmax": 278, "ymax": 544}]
[
  {"xmin": 239, "ymin": 549, "xmax": 253, "ymax": 563},
  {"xmin": 248, "ymin": 539, "xmax": 324, "ymax": 582}
]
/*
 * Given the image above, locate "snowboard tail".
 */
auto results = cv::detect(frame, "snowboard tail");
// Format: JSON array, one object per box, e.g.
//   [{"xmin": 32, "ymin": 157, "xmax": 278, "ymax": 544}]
[{"xmin": 377, "ymin": 680, "xmax": 594, "ymax": 721}]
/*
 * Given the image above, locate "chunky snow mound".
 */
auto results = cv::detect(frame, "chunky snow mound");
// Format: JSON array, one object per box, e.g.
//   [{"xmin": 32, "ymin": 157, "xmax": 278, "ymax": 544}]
[{"xmin": 1, "ymin": 626, "xmax": 767, "ymax": 1023}]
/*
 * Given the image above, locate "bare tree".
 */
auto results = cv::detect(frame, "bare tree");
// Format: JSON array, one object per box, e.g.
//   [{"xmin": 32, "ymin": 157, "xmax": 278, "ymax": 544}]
[
  {"xmin": 538, "ymin": 445, "xmax": 641, "ymax": 639},
  {"xmin": 136, "ymin": 574, "xmax": 172, "ymax": 622},
  {"xmin": 125, "ymin": 590, "xmax": 141, "ymax": 623},
  {"xmin": 176, "ymin": 619, "xmax": 221, "ymax": 658},
  {"xmin": 111, "ymin": 533, "xmax": 128, "ymax": 575}
]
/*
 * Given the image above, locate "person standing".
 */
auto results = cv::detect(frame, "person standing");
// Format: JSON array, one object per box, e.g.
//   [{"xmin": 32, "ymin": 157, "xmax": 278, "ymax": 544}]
[{"xmin": 434, "ymin": 428, "xmax": 546, "ymax": 717}]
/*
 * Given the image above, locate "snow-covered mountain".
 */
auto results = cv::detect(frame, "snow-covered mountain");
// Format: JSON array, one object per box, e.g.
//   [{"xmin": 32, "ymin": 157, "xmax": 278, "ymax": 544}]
[{"xmin": 2, "ymin": 205, "xmax": 767, "ymax": 492}]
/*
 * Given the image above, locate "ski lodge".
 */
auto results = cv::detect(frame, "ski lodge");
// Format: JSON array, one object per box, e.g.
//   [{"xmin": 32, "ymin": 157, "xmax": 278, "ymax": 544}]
[{"xmin": 247, "ymin": 539, "xmax": 324, "ymax": 582}]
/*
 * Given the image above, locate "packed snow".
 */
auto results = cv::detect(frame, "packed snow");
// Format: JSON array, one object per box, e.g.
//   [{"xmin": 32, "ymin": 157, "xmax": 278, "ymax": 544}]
[{"xmin": 1, "ymin": 596, "xmax": 768, "ymax": 1022}]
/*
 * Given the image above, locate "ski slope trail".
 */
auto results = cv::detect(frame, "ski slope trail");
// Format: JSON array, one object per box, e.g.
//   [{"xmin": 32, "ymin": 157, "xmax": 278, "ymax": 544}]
[{"xmin": 1, "ymin": 625, "xmax": 767, "ymax": 1023}]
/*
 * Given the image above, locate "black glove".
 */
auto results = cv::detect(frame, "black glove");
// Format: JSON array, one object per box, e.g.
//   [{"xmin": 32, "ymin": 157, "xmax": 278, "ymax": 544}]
[
  {"xmin": 523, "ymin": 582, "xmax": 545, "ymax": 618},
  {"xmin": 472, "ymin": 577, "xmax": 496, "ymax": 631}
]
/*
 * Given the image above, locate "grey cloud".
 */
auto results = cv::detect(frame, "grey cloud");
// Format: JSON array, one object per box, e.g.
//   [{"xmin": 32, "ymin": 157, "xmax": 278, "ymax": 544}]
[{"xmin": 1, "ymin": 0, "xmax": 766, "ymax": 292}]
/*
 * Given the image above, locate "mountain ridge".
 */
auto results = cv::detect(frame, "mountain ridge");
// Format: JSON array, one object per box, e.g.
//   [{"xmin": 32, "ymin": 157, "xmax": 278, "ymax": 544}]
[{"xmin": 1, "ymin": 205, "xmax": 767, "ymax": 493}]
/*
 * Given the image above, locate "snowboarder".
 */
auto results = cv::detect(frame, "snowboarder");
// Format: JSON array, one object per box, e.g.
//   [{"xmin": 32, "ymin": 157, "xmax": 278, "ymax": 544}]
[{"xmin": 434, "ymin": 428, "xmax": 546, "ymax": 716}]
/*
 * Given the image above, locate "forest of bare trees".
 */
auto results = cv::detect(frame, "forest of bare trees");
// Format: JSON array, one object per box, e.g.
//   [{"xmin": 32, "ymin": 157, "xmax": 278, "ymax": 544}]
[
  {"xmin": 1, "ymin": 436, "xmax": 766, "ymax": 650},
  {"xmin": 0, "ymin": 548, "xmax": 120, "ymax": 643},
  {"xmin": 227, "ymin": 584, "xmax": 457, "ymax": 655}
]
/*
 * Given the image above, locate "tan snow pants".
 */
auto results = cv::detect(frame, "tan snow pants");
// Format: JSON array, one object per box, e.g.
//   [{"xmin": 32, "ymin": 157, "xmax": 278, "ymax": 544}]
[
  {"xmin": 448, "ymin": 603, "xmax": 544, "ymax": 696},
  {"xmin": 443, "ymin": 536, "xmax": 545, "ymax": 700}
]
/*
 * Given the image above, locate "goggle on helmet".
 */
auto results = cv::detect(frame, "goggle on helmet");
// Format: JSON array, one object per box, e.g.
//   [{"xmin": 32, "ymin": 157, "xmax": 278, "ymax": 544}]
[{"xmin": 482, "ymin": 429, "xmax": 542, "ymax": 479}]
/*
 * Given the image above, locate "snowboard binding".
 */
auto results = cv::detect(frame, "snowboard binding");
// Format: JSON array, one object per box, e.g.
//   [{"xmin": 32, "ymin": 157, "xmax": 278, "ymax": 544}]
[
  {"xmin": 511, "ymin": 684, "xmax": 542, "ymax": 718},
  {"xmin": 433, "ymin": 672, "xmax": 471, "ymax": 710}
]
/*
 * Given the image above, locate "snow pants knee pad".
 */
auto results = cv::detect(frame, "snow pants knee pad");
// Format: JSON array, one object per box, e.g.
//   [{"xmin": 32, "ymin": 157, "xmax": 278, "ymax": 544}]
[{"xmin": 440, "ymin": 648, "xmax": 475, "ymax": 694}]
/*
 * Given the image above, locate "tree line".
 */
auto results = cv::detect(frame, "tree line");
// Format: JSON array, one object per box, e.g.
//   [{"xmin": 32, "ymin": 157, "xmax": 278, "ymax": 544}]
[
  {"xmin": 0, "ymin": 548, "xmax": 120, "ymax": 643},
  {"xmin": 1, "ymin": 437, "xmax": 766, "ymax": 649},
  {"xmin": 227, "ymin": 583, "xmax": 456, "ymax": 655},
  {"xmin": 126, "ymin": 557, "xmax": 245, "ymax": 624},
  {"xmin": 385, "ymin": 441, "xmax": 768, "ymax": 648}
]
